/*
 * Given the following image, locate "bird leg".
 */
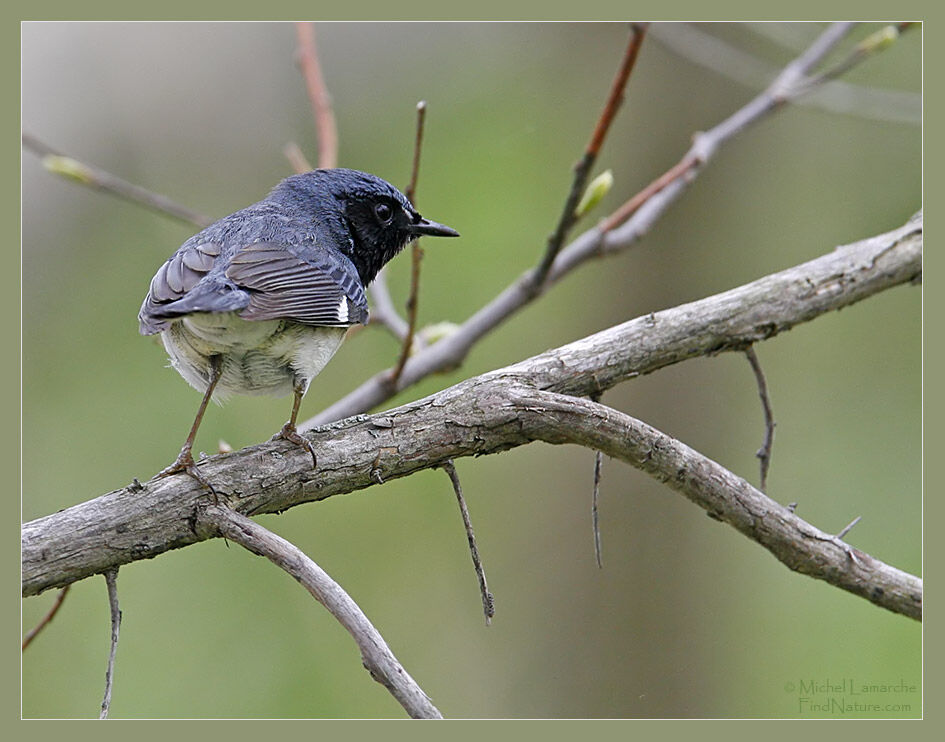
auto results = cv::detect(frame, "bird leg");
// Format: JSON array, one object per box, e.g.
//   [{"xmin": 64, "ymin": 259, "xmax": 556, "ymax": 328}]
[
  {"xmin": 275, "ymin": 382, "xmax": 318, "ymax": 468},
  {"xmin": 153, "ymin": 355, "xmax": 222, "ymax": 494}
]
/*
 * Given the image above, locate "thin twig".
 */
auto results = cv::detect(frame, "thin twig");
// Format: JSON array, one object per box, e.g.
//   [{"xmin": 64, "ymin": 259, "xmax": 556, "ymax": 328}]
[
  {"xmin": 598, "ymin": 153, "xmax": 698, "ymax": 233},
  {"xmin": 441, "ymin": 460, "xmax": 494, "ymax": 625},
  {"xmin": 389, "ymin": 101, "xmax": 429, "ymax": 386},
  {"xmin": 592, "ymin": 451, "xmax": 604, "ymax": 569},
  {"xmin": 589, "ymin": 390, "xmax": 605, "ymax": 568},
  {"xmin": 22, "ymin": 584, "xmax": 70, "ymax": 650},
  {"xmin": 837, "ymin": 515, "xmax": 863, "ymax": 540},
  {"xmin": 368, "ymin": 269, "xmax": 410, "ymax": 341},
  {"xmin": 775, "ymin": 21, "xmax": 859, "ymax": 79},
  {"xmin": 22, "ymin": 133, "xmax": 213, "ymax": 228},
  {"xmin": 405, "ymin": 100, "xmax": 427, "ymax": 204},
  {"xmin": 368, "ymin": 99, "xmax": 431, "ymax": 346},
  {"xmin": 744, "ymin": 345, "xmax": 776, "ymax": 492},
  {"xmin": 198, "ymin": 505, "xmax": 442, "ymax": 718},
  {"xmin": 367, "ymin": 273, "xmax": 407, "ymax": 340},
  {"xmin": 388, "ymin": 245, "xmax": 424, "ymax": 383},
  {"xmin": 532, "ymin": 23, "xmax": 648, "ymax": 290},
  {"xmin": 294, "ymin": 22, "xmax": 338, "ymax": 169},
  {"xmin": 797, "ymin": 23, "xmax": 915, "ymax": 94},
  {"xmin": 283, "ymin": 141, "xmax": 313, "ymax": 174},
  {"xmin": 99, "ymin": 569, "xmax": 121, "ymax": 720}
]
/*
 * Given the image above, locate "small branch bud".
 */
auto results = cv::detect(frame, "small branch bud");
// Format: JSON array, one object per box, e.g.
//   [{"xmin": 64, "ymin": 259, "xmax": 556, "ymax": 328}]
[
  {"xmin": 574, "ymin": 169, "xmax": 614, "ymax": 219},
  {"xmin": 42, "ymin": 155, "xmax": 95, "ymax": 184}
]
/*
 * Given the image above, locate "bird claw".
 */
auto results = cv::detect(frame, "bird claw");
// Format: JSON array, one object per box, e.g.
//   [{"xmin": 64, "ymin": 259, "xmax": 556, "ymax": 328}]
[
  {"xmin": 153, "ymin": 451, "xmax": 220, "ymax": 500},
  {"xmin": 276, "ymin": 423, "xmax": 318, "ymax": 469}
]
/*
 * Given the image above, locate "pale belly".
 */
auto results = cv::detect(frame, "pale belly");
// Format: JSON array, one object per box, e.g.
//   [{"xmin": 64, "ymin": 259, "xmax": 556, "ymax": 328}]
[{"xmin": 161, "ymin": 312, "xmax": 347, "ymax": 400}]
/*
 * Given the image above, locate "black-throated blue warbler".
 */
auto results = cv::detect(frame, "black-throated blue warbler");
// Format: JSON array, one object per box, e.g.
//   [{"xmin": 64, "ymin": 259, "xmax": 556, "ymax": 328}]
[{"xmin": 139, "ymin": 168, "xmax": 458, "ymax": 489}]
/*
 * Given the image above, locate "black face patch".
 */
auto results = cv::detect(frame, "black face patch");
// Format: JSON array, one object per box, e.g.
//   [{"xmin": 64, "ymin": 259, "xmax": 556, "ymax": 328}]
[{"xmin": 342, "ymin": 194, "xmax": 417, "ymax": 284}]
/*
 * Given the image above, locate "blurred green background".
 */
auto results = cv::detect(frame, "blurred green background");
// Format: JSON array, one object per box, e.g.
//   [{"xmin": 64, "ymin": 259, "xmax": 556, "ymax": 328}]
[{"xmin": 21, "ymin": 22, "xmax": 920, "ymax": 719}]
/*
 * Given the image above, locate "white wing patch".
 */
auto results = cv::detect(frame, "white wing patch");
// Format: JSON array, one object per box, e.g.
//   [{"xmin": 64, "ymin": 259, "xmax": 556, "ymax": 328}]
[{"xmin": 337, "ymin": 296, "xmax": 349, "ymax": 323}]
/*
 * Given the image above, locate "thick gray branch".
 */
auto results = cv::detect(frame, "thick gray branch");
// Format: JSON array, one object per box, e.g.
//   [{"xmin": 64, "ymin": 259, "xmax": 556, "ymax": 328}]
[{"xmin": 22, "ymin": 216, "xmax": 921, "ymax": 618}]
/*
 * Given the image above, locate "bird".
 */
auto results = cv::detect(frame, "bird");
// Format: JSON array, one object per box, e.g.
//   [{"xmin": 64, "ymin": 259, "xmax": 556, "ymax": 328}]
[{"xmin": 138, "ymin": 168, "xmax": 459, "ymax": 490}]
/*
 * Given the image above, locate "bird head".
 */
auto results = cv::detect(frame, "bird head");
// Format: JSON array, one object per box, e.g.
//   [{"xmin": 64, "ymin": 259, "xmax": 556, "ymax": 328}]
[{"xmin": 273, "ymin": 168, "xmax": 459, "ymax": 285}]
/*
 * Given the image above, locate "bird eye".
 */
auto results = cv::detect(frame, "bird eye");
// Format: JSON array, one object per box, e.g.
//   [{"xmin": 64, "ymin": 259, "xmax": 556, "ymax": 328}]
[{"xmin": 374, "ymin": 202, "xmax": 393, "ymax": 225}]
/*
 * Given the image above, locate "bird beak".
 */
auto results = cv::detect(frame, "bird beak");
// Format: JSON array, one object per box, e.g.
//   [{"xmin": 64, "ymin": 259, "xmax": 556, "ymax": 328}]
[{"xmin": 410, "ymin": 217, "xmax": 460, "ymax": 238}]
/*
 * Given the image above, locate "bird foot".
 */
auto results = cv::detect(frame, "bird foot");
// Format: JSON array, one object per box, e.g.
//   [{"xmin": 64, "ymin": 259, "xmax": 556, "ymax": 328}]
[
  {"xmin": 153, "ymin": 450, "xmax": 219, "ymax": 498},
  {"xmin": 275, "ymin": 423, "xmax": 318, "ymax": 469}
]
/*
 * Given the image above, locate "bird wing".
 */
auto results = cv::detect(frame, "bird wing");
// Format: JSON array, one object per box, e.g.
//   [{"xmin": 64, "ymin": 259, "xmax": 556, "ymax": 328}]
[
  {"xmin": 138, "ymin": 239, "xmax": 369, "ymax": 336},
  {"xmin": 225, "ymin": 242, "xmax": 368, "ymax": 327},
  {"xmin": 138, "ymin": 242, "xmax": 250, "ymax": 335}
]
